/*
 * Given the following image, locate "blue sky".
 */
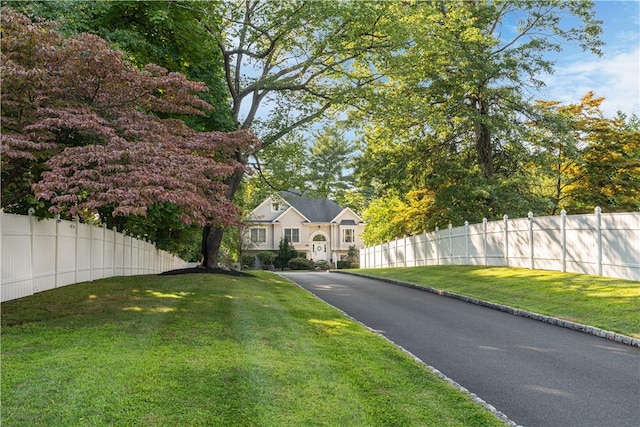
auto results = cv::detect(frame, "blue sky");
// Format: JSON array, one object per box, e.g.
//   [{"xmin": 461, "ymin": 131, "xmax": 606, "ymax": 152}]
[{"xmin": 537, "ymin": 0, "xmax": 640, "ymax": 117}]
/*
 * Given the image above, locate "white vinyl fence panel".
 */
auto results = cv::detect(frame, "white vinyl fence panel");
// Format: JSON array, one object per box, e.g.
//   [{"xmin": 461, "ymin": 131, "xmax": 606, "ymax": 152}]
[
  {"xmin": 360, "ymin": 209, "xmax": 640, "ymax": 282},
  {"xmin": 1, "ymin": 212, "xmax": 189, "ymax": 302}
]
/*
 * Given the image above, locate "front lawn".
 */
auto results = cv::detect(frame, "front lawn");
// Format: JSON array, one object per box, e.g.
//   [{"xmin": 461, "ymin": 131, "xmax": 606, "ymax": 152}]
[
  {"xmin": 349, "ymin": 266, "xmax": 640, "ymax": 338},
  {"xmin": 1, "ymin": 272, "xmax": 504, "ymax": 426}
]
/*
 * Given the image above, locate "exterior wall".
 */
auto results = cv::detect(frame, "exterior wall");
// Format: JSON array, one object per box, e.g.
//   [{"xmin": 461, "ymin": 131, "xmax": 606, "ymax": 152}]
[
  {"xmin": 249, "ymin": 196, "xmax": 283, "ymax": 222},
  {"xmin": 244, "ymin": 219, "xmax": 365, "ymax": 265},
  {"xmin": 359, "ymin": 210, "xmax": 640, "ymax": 282},
  {"xmin": 1, "ymin": 212, "xmax": 189, "ymax": 302},
  {"xmin": 244, "ymin": 196, "xmax": 367, "ymax": 267}
]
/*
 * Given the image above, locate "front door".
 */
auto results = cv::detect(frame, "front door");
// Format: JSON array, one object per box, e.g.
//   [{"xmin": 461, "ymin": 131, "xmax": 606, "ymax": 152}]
[
  {"xmin": 312, "ymin": 242, "xmax": 327, "ymax": 260},
  {"xmin": 311, "ymin": 233, "xmax": 328, "ymax": 261}
]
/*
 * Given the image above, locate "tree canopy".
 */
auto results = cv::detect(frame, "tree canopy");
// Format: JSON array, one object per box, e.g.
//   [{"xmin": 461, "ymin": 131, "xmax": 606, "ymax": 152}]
[
  {"xmin": 3, "ymin": 1, "xmax": 635, "ymax": 257},
  {"xmin": 351, "ymin": 0, "xmax": 609, "ymax": 244},
  {"xmin": 1, "ymin": 8, "xmax": 258, "ymax": 230}
]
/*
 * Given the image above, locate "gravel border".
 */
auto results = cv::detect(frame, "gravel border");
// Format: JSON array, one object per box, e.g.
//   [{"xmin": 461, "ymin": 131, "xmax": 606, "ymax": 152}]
[{"xmin": 332, "ymin": 270, "xmax": 640, "ymax": 348}]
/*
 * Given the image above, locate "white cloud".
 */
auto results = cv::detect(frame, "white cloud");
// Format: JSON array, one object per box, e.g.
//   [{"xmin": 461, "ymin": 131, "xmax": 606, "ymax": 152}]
[{"xmin": 540, "ymin": 46, "xmax": 640, "ymax": 117}]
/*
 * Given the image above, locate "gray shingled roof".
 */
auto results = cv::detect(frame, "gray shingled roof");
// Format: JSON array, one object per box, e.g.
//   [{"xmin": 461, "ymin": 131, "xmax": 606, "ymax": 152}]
[{"xmin": 279, "ymin": 191, "xmax": 344, "ymax": 223}]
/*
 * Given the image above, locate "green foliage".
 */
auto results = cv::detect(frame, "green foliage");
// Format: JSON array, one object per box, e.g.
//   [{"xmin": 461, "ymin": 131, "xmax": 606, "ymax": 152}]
[
  {"xmin": 275, "ymin": 238, "xmax": 298, "ymax": 270},
  {"xmin": 347, "ymin": 245, "xmax": 359, "ymax": 263},
  {"xmin": 337, "ymin": 261, "xmax": 351, "ymax": 269},
  {"xmin": 256, "ymin": 251, "xmax": 275, "ymax": 269},
  {"xmin": 305, "ymin": 126, "xmax": 356, "ymax": 199},
  {"xmin": 352, "ymin": 0, "xmax": 604, "ymax": 236},
  {"xmin": 3, "ymin": 1, "xmax": 237, "ymax": 264},
  {"xmin": 7, "ymin": 0, "xmax": 234, "ymax": 132},
  {"xmin": 314, "ymin": 260, "xmax": 330, "ymax": 271},
  {"xmin": 528, "ymin": 93, "xmax": 640, "ymax": 214},
  {"xmin": 288, "ymin": 257, "xmax": 315, "ymax": 270},
  {"xmin": 245, "ymin": 132, "xmax": 309, "ymax": 204},
  {"xmin": 240, "ymin": 254, "xmax": 256, "ymax": 270},
  {"xmin": 110, "ymin": 203, "xmax": 202, "ymax": 261},
  {"xmin": 361, "ymin": 194, "xmax": 409, "ymax": 246}
]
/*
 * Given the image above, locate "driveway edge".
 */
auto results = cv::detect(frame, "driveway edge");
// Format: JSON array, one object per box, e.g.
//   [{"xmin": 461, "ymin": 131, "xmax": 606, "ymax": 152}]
[{"xmin": 332, "ymin": 271, "xmax": 640, "ymax": 348}]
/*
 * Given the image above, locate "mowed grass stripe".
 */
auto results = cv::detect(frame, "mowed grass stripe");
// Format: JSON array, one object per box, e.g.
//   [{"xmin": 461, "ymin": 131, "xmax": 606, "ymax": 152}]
[
  {"xmin": 351, "ymin": 266, "xmax": 640, "ymax": 338},
  {"xmin": 1, "ymin": 272, "xmax": 504, "ymax": 426}
]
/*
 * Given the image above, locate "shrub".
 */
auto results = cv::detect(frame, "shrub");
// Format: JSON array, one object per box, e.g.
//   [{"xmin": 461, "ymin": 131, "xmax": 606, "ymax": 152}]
[
  {"xmin": 288, "ymin": 257, "xmax": 315, "ymax": 270},
  {"xmin": 275, "ymin": 238, "xmax": 298, "ymax": 270},
  {"xmin": 350, "ymin": 263, "xmax": 360, "ymax": 269},
  {"xmin": 336, "ymin": 261, "xmax": 350, "ymax": 269},
  {"xmin": 314, "ymin": 260, "xmax": 330, "ymax": 270},
  {"xmin": 240, "ymin": 254, "xmax": 256, "ymax": 269},
  {"xmin": 256, "ymin": 251, "xmax": 275, "ymax": 269}
]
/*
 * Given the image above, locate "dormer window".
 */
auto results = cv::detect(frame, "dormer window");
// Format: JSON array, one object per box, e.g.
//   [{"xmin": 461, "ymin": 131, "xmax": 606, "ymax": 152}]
[{"xmin": 270, "ymin": 195, "xmax": 286, "ymax": 213}]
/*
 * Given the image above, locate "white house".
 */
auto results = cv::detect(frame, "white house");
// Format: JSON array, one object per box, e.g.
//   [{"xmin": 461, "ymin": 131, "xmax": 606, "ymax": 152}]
[{"xmin": 243, "ymin": 190, "xmax": 366, "ymax": 267}]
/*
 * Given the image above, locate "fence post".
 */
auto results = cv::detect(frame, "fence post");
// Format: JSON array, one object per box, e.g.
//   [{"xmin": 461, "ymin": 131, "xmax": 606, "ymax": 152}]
[
  {"xmin": 423, "ymin": 230, "xmax": 428, "ymax": 266},
  {"xmin": 435, "ymin": 226, "xmax": 440, "ymax": 265},
  {"xmin": 464, "ymin": 221, "xmax": 469, "ymax": 265},
  {"xmin": 28, "ymin": 208, "xmax": 36, "ymax": 293},
  {"xmin": 483, "ymin": 218, "xmax": 488, "ymax": 266},
  {"xmin": 102, "ymin": 224, "xmax": 108, "ymax": 278},
  {"xmin": 448, "ymin": 223, "xmax": 453, "ymax": 263},
  {"xmin": 528, "ymin": 211, "xmax": 534, "ymax": 270},
  {"xmin": 561, "ymin": 209, "xmax": 567, "ymax": 272},
  {"xmin": 54, "ymin": 214, "xmax": 60, "ymax": 288},
  {"xmin": 74, "ymin": 216, "xmax": 79, "ymax": 284},
  {"xmin": 394, "ymin": 239, "xmax": 398, "ymax": 267},
  {"xmin": 595, "ymin": 206, "xmax": 602, "ymax": 276},
  {"xmin": 414, "ymin": 234, "xmax": 418, "ymax": 266},
  {"xmin": 404, "ymin": 235, "xmax": 408, "ymax": 267},
  {"xmin": 503, "ymin": 214, "xmax": 509, "ymax": 267},
  {"xmin": 121, "ymin": 230, "xmax": 126, "ymax": 275}
]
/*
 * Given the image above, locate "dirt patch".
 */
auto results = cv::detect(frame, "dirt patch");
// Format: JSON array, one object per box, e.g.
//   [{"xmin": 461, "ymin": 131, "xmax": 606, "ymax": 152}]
[{"xmin": 159, "ymin": 267, "xmax": 254, "ymax": 277}]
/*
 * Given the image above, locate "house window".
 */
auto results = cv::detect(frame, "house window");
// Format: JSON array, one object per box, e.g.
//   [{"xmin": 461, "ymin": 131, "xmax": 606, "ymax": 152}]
[
  {"xmin": 250, "ymin": 228, "xmax": 266, "ymax": 243},
  {"xmin": 342, "ymin": 228, "xmax": 355, "ymax": 243},
  {"xmin": 284, "ymin": 228, "xmax": 300, "ymax": 243}
]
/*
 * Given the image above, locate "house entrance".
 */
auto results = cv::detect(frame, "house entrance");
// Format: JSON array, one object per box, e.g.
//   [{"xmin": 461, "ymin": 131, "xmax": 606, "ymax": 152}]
[{"xmin": 311, "ymin": 234, "xmax": 328, "ymax": 261}]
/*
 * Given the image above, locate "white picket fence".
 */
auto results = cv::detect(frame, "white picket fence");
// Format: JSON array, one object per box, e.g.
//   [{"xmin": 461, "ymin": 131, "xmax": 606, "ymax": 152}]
[
  {"xmin": 1, "ymin": 212, "xmax": 190, "ymax": 302},
  {"xmin": 359, "ymin": 208, "xmax": 640, "ymax": 281}
]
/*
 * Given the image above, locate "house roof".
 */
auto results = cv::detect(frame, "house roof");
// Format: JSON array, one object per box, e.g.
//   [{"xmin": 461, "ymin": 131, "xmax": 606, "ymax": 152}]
[{"xmin": 279, "ymin": 191, "xmax": 344, "ymax": 223}]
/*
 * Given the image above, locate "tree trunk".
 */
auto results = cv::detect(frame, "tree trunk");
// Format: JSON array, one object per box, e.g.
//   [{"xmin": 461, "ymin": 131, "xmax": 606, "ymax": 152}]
[
  {"xmin": 203, "ymin": 226, "xmax": 224, "ymax": 268},
  {"xmin": 201, "ymin": 160, "xmax": 246, "ymax": 268},
  {"xmin": 473, "ymin": 96, "xmax": 494, "ymax": 178}
]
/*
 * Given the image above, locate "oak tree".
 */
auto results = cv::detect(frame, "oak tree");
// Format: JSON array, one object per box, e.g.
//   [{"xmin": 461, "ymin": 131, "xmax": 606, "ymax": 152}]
[
  {"xmin": 198, "ymin": 0, "xmax": 391, "ymax": 266},
  {"xmin": 354, "ymin": 0, "xmax": 603, "ymax": 234}
]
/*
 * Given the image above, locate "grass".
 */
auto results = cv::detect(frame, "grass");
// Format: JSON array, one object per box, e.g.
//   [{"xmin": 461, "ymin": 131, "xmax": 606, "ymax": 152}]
[
  {"xmin": 1, "ymin": 271, "xmax": 504, "ymax": 426},
  {"xmin": 349, "ymin": 266, "xmax": 640, "ymax": 338}
]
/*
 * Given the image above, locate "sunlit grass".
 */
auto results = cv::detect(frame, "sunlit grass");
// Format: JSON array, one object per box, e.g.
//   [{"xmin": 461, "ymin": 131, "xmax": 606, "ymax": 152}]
[
  {"xmin": 1, "ymin": 272, "xmax": 504, "ymax": 426},
  {"xmin": 350, "ymin": 266, "xmax": 640, "ymax": 337}
]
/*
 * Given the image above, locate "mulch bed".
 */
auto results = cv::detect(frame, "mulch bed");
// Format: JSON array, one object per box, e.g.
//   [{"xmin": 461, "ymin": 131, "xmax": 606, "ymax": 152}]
[{"xmin": 159, "ymin": 266, "xmax": 254, "ymax": 277}]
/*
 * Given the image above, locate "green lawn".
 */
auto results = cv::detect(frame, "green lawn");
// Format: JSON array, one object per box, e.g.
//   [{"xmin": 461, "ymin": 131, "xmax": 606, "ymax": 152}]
[
  {"xmin": 349, "ymin": 266, "xmax": 640, "ymax": 338},
  {"xmin": 1, "ymin": 272, "xmax": 504, "ymax": 426}
]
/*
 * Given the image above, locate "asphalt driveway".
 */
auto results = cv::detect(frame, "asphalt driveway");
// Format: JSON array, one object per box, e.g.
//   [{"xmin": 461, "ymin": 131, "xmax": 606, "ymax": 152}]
[{"xmin": 279, "ymin": 271, "xmax": 640, "ymax": 427}]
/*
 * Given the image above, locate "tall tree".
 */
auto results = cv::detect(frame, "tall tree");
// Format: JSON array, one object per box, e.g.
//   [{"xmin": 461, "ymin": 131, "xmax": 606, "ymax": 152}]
[
  {"xmin": 529, "ymin": 93, "xmax": 640, "ymax": 213},
  {"xmin": 305, "ymin": 126, "xmax": 356, "ymax": 200},
  {"xmin": 4, "ymin": 0, "xmax": 234, "ymax": 130},
  {"xmin": 4, "ymin": 1, "xmax": 240, "ymax": 259},
  {"xmin": 353, "ymin": 0, "xmax": 603, "ymax": 233},
  {"xmin": 1, "ymin": 9, "xmax": 257, "ymax": 238},
  {"xmin": 199, "ymin": 0, "xmax": 392, "ymax": 266}
]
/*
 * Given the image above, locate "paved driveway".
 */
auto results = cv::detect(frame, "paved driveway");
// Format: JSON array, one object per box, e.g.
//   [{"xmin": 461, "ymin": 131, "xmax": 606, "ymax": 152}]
[{"xmin": 279, "ymin": 271, "xmax": 640, "ymax": 427}]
